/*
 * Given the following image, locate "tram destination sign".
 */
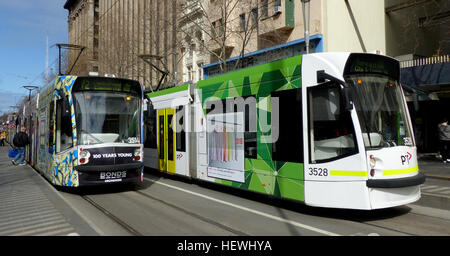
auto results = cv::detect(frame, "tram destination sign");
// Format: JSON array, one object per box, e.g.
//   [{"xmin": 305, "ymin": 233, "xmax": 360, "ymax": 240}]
[
  {"xmin": 344, "ymin": 53, "xmax": 399, "ymax": 79},
  {"xmin": 72, "ymin": 77, "xmax": 141, "ymax": 96}
]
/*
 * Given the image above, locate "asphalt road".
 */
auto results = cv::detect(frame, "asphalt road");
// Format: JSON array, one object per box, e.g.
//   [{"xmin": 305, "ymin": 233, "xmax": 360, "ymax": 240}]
[{"xmin": 57, "ymin": 171, "xmax": 450, "ymax": 236}]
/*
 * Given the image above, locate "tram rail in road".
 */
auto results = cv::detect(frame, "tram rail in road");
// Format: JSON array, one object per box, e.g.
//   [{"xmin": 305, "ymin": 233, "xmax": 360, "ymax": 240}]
[
  {"xmin": 142, "ymin": 177, "xmax": 342, "ymax": 236},
  {"xmin": 63, "ymin": 172, "xmax": 450, "ymax": 236}
]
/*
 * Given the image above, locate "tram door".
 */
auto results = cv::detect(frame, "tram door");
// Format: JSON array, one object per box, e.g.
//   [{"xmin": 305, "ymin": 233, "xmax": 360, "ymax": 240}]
[{"xmin": 157, "ymin": 108, "xmax": 176, "ymax": 174}]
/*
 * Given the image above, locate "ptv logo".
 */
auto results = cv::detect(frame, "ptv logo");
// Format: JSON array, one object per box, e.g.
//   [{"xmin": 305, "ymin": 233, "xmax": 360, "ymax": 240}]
[{"xmin": 401, "ymin": 152, "xmax": 412, "ymax": 165}]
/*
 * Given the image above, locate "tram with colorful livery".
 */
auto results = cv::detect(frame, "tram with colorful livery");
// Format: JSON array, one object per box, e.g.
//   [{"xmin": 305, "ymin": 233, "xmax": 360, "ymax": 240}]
[
  {"xmin": 144, "ymin": 52, "xmax": 425, "ymax": 210},
  {"xmin": 34, "ymin": 76, "xmax": 144, "ymax": 186}
]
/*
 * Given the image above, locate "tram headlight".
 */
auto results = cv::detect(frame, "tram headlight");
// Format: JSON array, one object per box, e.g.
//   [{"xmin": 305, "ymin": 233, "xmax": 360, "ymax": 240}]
[
  {"xmin": 134, "ymin": 148, "xmax": 142, "ymax": 161},
  {"xmin": 369, "ymin": 155, "xmax": 376, "ymax": 168},
  {"xmin": 369, "ymin": 155, "xmax": 377, "ymax": 177},
  {"xmin": 79, "ymin": 149, "xmax": 90, "ymax": 165},
  {"xmin": 80, "ymin": 150, "xmax": 88, "ymax": 158}
]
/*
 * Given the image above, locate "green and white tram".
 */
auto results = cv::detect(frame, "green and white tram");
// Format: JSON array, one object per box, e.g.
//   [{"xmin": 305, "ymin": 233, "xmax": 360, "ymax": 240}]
[
  {"xmin": 36, "ymin": 76, "xmax": 144, "ymax": 187},
  {"xmin": 144, "ymin": 52, "xmax": 425, "ymax": 210}
]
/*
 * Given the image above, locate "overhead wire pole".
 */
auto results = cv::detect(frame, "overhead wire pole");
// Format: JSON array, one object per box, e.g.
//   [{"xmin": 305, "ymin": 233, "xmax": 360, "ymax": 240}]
[
  {"xmin": 344, "ymin": 0, "xmax": 367, "ymax": 53},
  {"xmin": 301, "ymin": 0, "xmax": 311, "ymax": 54},
  {"xmin": 138, "ymin": 54, "xmax": 169, "ymax": 92},
  {"xmin": 54, "ymin": 43, "xmax": 86, "ymax": 75},
  {"xmin": 22, "ymin": 86, "xmax": 39, "ymax": 101}
]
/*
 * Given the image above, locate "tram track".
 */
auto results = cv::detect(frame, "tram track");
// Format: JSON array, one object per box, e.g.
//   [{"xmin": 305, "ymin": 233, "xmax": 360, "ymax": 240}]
[
  {"xmin": 81, "ymin": 195, "xmax": 144, "ymax": 236},
  {"xmin": 133, "ymin": 190, "xmax": 249, "ymax": 236},
  {"xmin": 354, "ymin": 204, "xmax": 450, "ymax": 236},
  {"xmin": 70, "ymin": 176, "xmax": 450, "ymax": 236},
  {"xmin": 76, "ymin": 188, "xmax": 450, "ymax": 236},
  {"xmin": 358, "ymin": 220, "xmax": 417, "ymax": 236},
  {"xmin": 78, "ymin": 188, "xmax": 249, "ymax": 236}
]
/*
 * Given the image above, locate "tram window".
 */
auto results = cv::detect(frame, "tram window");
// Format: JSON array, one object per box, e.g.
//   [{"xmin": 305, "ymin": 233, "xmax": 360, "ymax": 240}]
[
  {"xmin": 176, "ymin": 106, "xmax": 186, "ymax": 152},
  {"xmin": 168, "ymin": 114, "xmax": 174, "ymax": 161},
  {"xmin": 206, "ymin": 97, "xmax": 257, "ymax": 158},
  {"xmin": 226, "ymin": 97, "xmax": 257, "ymax": 159},
  {"xmin": 56, "ymin": 97, "xmax": 73, "ymax": 152},
  {"xmin": 144, "ymin": 106, "xmax": 157, "ymax": 148},
  {"xmin": 308, "ymin": 85, "xmax": 358, "ymax": 163},
  {"xmin": 48, "ymin": 101, "xmax": 55, "ymax": 150},
  {"xmin": 159, "ymin": 115, "xmax": 165, "ymax": 159},
  {"xmin": 271, "ymin": 88, "xmax": 303, "ymax": 163}
]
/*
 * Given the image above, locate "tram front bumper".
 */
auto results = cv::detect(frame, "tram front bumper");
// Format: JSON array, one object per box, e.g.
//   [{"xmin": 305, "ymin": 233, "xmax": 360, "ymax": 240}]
[
  {"xmin": 366, "ymin": 173, "xmax": 425, "ymax": 209},
  {"xmin": 75, "ymin": 162, "xmax": 144, "ymax": 185},
  {"xmin": 366, "ymin": 172, "xmax": 425, "ymax": 188}
]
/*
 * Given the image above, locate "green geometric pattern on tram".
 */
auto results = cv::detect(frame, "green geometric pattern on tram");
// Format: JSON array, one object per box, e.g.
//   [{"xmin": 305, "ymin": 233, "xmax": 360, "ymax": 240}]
[
  {"xmin": 275, "ymin": 162, "xmax": 304, "ymax": 201},
  {"xmin": 200, "ymin": 54, "xmax": 304, "ymax": 201}
]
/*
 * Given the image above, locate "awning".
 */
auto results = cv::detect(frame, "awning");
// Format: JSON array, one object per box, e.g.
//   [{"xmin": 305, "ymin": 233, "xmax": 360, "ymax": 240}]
[{"xmin": 401, "ymin": 62, "xmax": 450, "ymax": 100}]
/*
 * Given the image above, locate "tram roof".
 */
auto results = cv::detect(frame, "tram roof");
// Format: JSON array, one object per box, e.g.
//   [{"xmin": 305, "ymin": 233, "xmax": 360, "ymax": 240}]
[{"xmin": 146, "ymin": 83, "xmax": 189, "ymax": 98}]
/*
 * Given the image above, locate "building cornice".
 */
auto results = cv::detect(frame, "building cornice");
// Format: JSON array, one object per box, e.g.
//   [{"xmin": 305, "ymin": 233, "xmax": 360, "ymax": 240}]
[{"xmin": 64, "ymin": 0, "xmax": 78, "ymax": 10}]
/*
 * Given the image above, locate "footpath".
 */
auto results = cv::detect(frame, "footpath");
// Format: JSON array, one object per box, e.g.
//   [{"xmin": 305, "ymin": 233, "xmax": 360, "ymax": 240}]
[
  {"xmin": 415, "ymin": 153, "xmax": 450, "ymax": 210},
  {"xmin": 418, "ymin": 153, "xmax": 450, "ymax": 180},
  {"xmin": 0, "ymin": 145, "xmax": 98, "ymax": 236}
]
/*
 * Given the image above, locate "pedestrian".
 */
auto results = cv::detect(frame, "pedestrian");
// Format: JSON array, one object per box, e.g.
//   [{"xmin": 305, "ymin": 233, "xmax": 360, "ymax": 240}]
[
  {"xmin": 11, "ymin": 126, "xmax": 30, "ymax": 166},
  {"xmin": 437, "ymin": 117, "xmax": 450, "ymax": 163},
  {"xmin": 0, "ymin": 130, "xmax": 6, "ymax": 146}
]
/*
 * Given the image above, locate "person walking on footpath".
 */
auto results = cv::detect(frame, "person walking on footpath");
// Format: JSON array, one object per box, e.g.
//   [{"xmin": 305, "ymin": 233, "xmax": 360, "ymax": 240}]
[
  {"xmin": 12, "ymin": 126, "xmax": 30, "ymax": 166},
  {"xmin": 438, "ymin": 117, "xmax": 450, "ymax": 163},
  {"xmin": 0, "ymin": 130, "xmax": 6, "ymax": 146}
]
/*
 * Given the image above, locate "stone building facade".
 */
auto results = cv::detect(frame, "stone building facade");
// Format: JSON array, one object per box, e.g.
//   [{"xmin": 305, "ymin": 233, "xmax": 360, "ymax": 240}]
[{"xmin": 64, "ymin": 0, "xmax": 179, "ymax": 91}]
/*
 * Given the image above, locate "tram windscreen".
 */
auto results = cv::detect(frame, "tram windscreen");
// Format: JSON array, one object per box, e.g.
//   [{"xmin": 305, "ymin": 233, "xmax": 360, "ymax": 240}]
[
  {"xmin": 73, "ymin": 91, "xmax": 141, "ymax": 145},
  {"xmin": 346, "ymin": 75, "xmax": 413, "ymax": 148}
]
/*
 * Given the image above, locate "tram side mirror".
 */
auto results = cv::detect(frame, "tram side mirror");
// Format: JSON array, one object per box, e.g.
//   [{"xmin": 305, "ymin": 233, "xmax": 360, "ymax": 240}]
[{"xmin": 343, "ymin": 87, "xmax": 353, "ymax": 111}]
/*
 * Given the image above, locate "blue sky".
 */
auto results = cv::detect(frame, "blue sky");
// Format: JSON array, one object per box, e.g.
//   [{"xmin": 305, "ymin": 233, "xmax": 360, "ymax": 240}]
[{"xmin": 0, "ymin": 0, "xmax": 67, "ymax": 115}]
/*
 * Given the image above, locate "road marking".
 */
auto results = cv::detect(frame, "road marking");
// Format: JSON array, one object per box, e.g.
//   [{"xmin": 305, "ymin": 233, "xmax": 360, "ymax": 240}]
[
  {"xmin": 420, "ymin": 185, "xmax": 438, "ymax": 190},
  {"xmin": 145, "ymin": 177, "xmax": 341, "ymax": 236},
  {"xmin": 425, "ymin": 187, "xmax": 450, "ymax": 193}
]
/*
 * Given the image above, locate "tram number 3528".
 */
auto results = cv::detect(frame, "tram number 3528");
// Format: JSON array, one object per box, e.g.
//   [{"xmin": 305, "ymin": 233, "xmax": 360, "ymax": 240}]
[{"xmin": 308, "ymin": 167, "xmax": 329, "ymax": 176}]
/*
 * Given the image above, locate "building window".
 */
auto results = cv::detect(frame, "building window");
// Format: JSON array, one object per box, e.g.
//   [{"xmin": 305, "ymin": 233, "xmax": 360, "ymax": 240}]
[
  {"xmin": 187, "ymin": 66, "xmax": 192, "ymax": 81},
  {"xmin": 211, "ymin": 21, "xmax": 216, "ymax": 38},
  {"xmin": 274, "ymin": 0, "xmax": 281, "ymax": 8},
  {"xmin": 251, "ymin": 8, "xmax": 258, "ymax": 29},
  {"xmin": 197, "ymin": 63, "xmax": 204, "ymax": 81},
  {"xmin": 212, "ymin": 19, "xmax": 224, "ymax": 38},
  {"xmin": 240, "ymin": 13, "xmax": 246, "ymax": 32},
  {"xmin": 261, "ymin": 0, "xmax": 268, "ymax": 18}
]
